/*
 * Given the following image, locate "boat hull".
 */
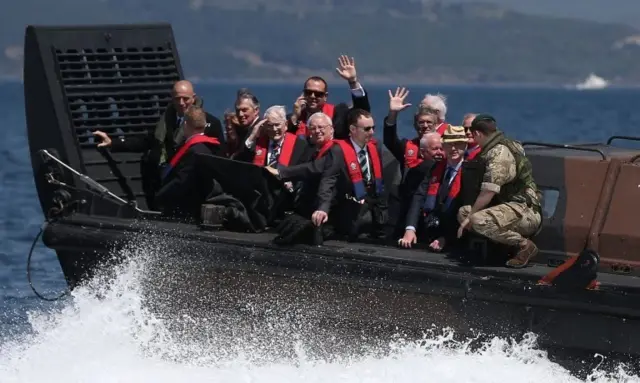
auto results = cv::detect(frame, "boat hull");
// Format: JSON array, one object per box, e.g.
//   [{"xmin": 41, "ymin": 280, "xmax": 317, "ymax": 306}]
[{"xmin": 42, "ymin": 214, "xmax": 640, "ymax": 360}]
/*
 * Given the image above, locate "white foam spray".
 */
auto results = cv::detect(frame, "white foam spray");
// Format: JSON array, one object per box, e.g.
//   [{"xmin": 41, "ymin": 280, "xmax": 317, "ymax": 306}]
[{"xmin": 0, "ymin": 235, "xmax": 638, "ymax": 383}]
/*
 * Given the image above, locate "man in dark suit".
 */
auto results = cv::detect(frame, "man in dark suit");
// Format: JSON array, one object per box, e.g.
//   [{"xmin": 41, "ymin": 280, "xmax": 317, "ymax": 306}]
[
  {"xmin": 155, "ymin": 105, "xmax": 222, "ymax": 222},
  {"xmin": 312, "ymin": 108, "xmax": 388, "ymax": 241},
  {"xmin": 289, "ymin": 55, "xmax": 371, "ymax": 140},
  {"xmin": 92, "ymin": 80, "xmax": 224, "ymax": 209},
  {"xmin": 398, "ymin": 125, "xmax": 468, "ymax": 251},
  {"xmin": 237, "ymin": 105, "xmax": 309, "ymax": 169}
]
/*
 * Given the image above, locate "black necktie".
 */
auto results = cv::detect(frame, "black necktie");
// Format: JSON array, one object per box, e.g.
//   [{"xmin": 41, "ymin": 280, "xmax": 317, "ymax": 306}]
[{"xmin": 437, "ymin": 167, "xmax": 453, "ymax": 204}]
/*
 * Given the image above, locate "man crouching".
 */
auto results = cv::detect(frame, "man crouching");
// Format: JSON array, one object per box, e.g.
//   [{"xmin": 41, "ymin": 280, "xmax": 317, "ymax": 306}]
[{"xmin": 457, "ymin": 114, "xmax": 541, "ymax": 268}]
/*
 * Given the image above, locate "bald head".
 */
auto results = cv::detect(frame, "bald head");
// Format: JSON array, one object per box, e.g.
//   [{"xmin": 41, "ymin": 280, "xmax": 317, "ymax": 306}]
[
  {"xmin": 420, "ymin": 132, "xmax": 445, "ymax": 162},
  {"xmin": 172, "ymin": 80, "xmax": 196, "ymax": 116}
]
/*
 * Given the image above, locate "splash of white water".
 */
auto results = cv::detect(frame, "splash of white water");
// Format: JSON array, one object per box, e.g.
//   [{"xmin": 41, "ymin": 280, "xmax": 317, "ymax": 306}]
[{"xmin": 0, "ymin": 236, "xmax": 638, "ymax": 383}]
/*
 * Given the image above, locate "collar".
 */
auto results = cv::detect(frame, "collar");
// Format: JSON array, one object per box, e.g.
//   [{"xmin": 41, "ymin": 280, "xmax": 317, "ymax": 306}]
[
  {"xmin": 350, "ymin": 137, "xmax": 365, "ymax": 153},
  {"xmin": 185, "ymin": 132, "xmax": 205, "ymax": 142}
]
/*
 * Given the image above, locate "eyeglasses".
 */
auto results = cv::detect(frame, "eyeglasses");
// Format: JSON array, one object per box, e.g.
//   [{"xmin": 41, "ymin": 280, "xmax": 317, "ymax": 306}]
[
  {"xmin": 362, "ymin": 125, "xmax": 374, "ymax": 132},
  {"xmin": 309, "ymin": 124, "xmax": 331, "ymax": 131},
  {"xmin": 304, "ymin": 89, "xmax": 327, "ymax": 98}
]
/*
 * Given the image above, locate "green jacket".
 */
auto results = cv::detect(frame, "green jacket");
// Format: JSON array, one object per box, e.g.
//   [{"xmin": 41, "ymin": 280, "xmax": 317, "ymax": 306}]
[{"xmin": 480, "ymin": 131, "xmax": 541, "ymax": 210}]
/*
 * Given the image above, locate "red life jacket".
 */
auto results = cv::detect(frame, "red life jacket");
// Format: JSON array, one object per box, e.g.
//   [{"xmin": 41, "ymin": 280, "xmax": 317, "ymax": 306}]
[
  {"xmin": 253, "ymin": 132, "xmax": 297, "ymax": 167},
  {"xmin": 404, "ymin": 138, "xmax": 423, "ymax": 169},
  {"xmin": 465, "ymin": 145, "xmax": 481, "ymax": 160},
  {"xmin": 334, "ymin": 139, "xmax": 384, "ymax": 200},
  {"xmin": 436, "ymin": 122, "xmax": 448, "ymax": 136},
  {"xmin": 423, "ymin": 160, "xmax": 463, "ymax": 212},
  {"xmin": 163, "ymin": 134, "xmax": 220, "ymax": 178},
  {"xmin": 315, "ymin": 139, "xmax": 334, "ymax": 159},
  {"xmin": 295, "ymin": 103, "xmax": 335, "ymax": 138}
]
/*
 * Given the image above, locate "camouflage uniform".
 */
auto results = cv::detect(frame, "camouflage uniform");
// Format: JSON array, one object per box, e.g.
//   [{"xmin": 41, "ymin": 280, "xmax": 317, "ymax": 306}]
[{"xmin": 457, "ymin": 136, "xmax": 541, "ymax": 246}]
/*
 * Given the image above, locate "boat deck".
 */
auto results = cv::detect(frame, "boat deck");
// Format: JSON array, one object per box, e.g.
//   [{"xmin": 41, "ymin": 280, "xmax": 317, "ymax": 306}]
[{"xmin": 61, "ymin": 214, "xmax": 640, "ymax": 293}]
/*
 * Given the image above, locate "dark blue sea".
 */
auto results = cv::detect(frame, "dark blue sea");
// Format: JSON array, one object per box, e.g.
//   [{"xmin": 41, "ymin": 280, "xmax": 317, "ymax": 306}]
[{"xmin": 1, "ymin": 81, "xmax": 639, "ymax": 382}]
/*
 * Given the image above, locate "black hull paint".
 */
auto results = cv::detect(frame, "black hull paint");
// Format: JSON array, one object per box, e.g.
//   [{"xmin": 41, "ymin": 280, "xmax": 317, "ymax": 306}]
[{"xmin": 42, "ymin": 214, "xmax": 640, "ymax": 358}]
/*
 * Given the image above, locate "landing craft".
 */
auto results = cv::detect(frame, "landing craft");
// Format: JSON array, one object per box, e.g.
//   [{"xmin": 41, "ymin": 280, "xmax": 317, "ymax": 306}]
[{"xmin": 22, "ymin": 23, "xmax": 640, "ymax": 364}]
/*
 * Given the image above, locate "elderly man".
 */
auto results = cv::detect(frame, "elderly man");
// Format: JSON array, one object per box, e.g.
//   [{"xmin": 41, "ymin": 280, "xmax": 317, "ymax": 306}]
[
  {"xmin": 420, "ymin": 93, "xmax": 449, "ymax": 135},
  {"xmin": 384, "ymin": 87, "xmax": 441, "ymax": 174},
  {"xmin": 92, "ymin": 80, "xmax": 224, "ymax": 209},
  {"xmin": 266, "ymin": 112, "xmax": 336, "ymax": 230},
  {"xmin": 399, "ymin": 126, "xmax": 467, "ymax": 250},
  {"xmin": 239, "ymin": 105, "xmax": 308, "ymax": 168},
  {"xmin": 457, "ymin": 114, "xmax": 542, "ymax": 268}
]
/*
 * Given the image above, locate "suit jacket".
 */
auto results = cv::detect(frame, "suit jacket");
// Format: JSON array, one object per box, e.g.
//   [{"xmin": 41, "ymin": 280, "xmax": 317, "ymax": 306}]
[
  {"xmin": 236, "ymin": 134, "xmax": 309, "ymax": 167},
  {"xmin": 155, "ymin": 142, "xmax": 221, "ymax": 221},
  {"xmin": 111, "ymin": 96, "xmax": 225, "ymax": 162},
  {"xmin": 405, "ymin": 161, "xmax": 462, "ymax": 244},
  {"xmin": 316, "ymin": 141, "xmax": 388, "ymax": 238},
  {"xmin": 383, "ymin": 117, "xmax": 416, "ymax": 175},
  {"xmin": 278, "ymin": 147, "xmax": 334, "ymax": 217},
  {"xmin": 388, "ymin": 159, "xmax": 434, "ymax": 237}
]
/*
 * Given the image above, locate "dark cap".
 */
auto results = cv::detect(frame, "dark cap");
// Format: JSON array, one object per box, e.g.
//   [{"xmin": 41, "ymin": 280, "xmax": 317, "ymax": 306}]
[
  {"xmin": 471, "ymin": 114, "xmax": 496, "ymax": 127},
  {"xmin": 470, "ymin": 114, "xmax": 497, "ymax": 132}
]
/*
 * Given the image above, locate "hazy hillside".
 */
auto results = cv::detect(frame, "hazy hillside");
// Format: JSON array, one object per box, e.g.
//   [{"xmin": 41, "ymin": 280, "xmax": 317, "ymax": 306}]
[
  {"xmin": 446, "ymin": 0, "xmax": 640, "ymax": 28},
  {"xmin": 3, "ymin": 0, "xmax": 640, "ymax": 85}
]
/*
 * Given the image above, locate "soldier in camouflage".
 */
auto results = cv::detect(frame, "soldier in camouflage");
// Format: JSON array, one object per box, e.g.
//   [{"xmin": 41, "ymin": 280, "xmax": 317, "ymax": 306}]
[{"xmin": 457, "ymin": 114, "xmax": 541, "ymax": 268}]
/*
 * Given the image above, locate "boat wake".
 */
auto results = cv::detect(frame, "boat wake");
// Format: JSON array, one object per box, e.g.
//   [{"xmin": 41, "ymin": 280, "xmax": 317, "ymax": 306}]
[{"xmin": 0, "ymin": 236, "xmax": 638, "ymax": 383}]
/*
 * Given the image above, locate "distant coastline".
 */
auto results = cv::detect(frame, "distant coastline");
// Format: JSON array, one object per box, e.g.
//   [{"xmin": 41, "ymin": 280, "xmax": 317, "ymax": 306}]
[{"xmin": 5, "ymin": 76, "xmax": 640, "ymax": 90}]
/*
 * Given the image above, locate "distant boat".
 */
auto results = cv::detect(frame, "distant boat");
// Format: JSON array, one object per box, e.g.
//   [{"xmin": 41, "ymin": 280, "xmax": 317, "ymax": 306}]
[{"xmin": 575, "ymin": 73, "xmax": 609, "ymax": 90}]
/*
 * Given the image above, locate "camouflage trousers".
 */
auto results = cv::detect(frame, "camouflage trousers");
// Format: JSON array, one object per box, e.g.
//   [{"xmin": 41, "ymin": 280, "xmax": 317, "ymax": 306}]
[{"xmin": 457, "ymin": 202, "xmax": 541, "ymax": 246}]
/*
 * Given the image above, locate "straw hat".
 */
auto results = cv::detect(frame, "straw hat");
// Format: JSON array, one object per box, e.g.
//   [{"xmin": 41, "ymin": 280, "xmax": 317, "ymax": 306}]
[{"xmin": 442, "ymin": 125, "xmax": 468, "ymax": 143}]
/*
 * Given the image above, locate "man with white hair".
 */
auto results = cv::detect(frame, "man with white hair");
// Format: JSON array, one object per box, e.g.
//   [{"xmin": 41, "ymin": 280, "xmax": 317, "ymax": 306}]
[
  {"xmin": 399, "ymin": 125, "xmax": 468, "ymax": 250},
  {"xmin": 384, "ymin": 87, "xmax": 441, "ymax": 175},
  {"xmin": 266, "ymin": 112, "xmax": 336, "ymax": 231},
  {"xmin": 420, "ymin": 93, "xmax": 449, "ymax": 135},
  {"xmin": 240, "ymin": 105, "xmax": 308, "ymax": 168}
]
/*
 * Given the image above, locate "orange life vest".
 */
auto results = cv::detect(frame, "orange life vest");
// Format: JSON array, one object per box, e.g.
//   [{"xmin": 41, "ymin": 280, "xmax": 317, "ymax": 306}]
[
  {"xmin": 465, "ymin": 145, "xmax": 481, "ymax": 160},
  {"xmin": 295, "ymin": 103, "xmax": 335, "ymax": 138},
  {"xmin": 162, "ymin": 134, "xmax": 220, "ymax": 179},
  {"xmin": 423, "ymin": 160, "xmax": 463, "ymax": 212},
  {"xmin": 253, "ymin": 132, "xmax": 297, "ymax": 167},
  {"xmin": 404, "ymin": 138, "xmax": 423, "ymax": 169},
  {"xmin": 334, "ymin": 139, "xmax": 384, "ymax": 200},
  {"xmin": 436, "ymin": 122, "xmax": 448, "ymax": 136},
  {"xmin": 315, "ymin": 139, "xmax": 334, "ymax": 159}
]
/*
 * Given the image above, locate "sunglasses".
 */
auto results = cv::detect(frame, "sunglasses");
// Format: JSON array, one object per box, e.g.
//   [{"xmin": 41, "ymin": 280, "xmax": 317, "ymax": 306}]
[
  {"xmin": 304, "ymin": 89, "xmax": 327, "ymax": 98},
  {"xmin": 362, "ymin": 125, "xmax": 374, "ymax": 132}
]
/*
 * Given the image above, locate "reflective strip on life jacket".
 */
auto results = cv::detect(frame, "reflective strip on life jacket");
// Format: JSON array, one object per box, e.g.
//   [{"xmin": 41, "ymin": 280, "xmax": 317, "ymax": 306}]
[{"xmin": 334, "ymin": 139, "xmax": 384, "ymax": 200}]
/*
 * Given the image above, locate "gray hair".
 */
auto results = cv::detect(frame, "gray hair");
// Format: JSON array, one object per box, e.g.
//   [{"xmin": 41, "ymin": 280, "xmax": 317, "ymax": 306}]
[
  {"xmin": 462, "ymin": 113, "xmax": 477, "ymax": 125},
  {"xmin": 307, "ymin": 112, "xmax": 332, "ymax": 127},
  {"xmin": 420, "ymin": 93, "xmax": 447, "ymax": 121},
  {"xmin": 263, "ymin": 105, "xmax": 286, "ymax": 122},
  {"xmin": 236, "ymin": 88, "xmax": 260, "ymax": 109},
  {"xmin": 420, "ymin": 132, "xmax": 441, "ymax": 149}
]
